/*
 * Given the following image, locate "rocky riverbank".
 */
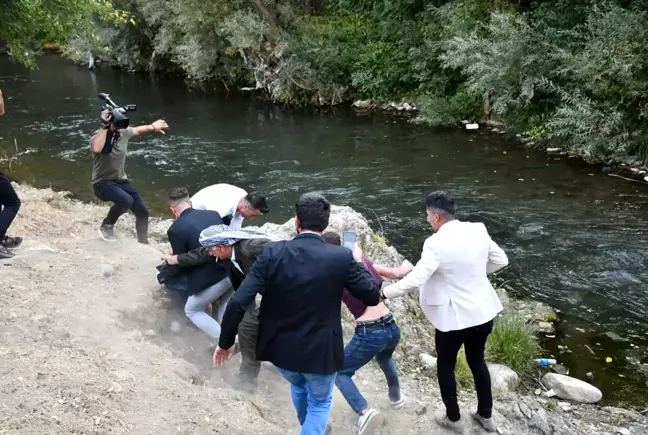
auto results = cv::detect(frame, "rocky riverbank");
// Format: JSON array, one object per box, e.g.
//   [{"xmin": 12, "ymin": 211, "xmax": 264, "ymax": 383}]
[{"xmin": 1, "ymin": 183, "xmax": 646, "ymax": 434}]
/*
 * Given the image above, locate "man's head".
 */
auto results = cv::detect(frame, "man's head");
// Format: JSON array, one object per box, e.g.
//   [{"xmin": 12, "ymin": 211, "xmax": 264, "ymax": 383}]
[
  {"xmin": 168, "ymin": 187, "xmax": 192, "ymax": 218},
  {"xmin": 425, "ymin": 190, "xmax": 456, "ymax": 232},
  {"xmin": 208, "ymin": 244, "xmax": 234, "ymax": 260},
  {"xmin": 237, "ymin": 192, "xmax": 269, "ymax": 219},
  {"xmin": 321, "ymin": 231, "xmax": 341, "ymax": 246},
  {"xmin": 295, "ymin": 193, "xmax": 330, "ymax": 234}
]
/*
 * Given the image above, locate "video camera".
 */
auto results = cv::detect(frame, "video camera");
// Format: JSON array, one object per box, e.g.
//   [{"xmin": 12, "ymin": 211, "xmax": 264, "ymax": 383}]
[{"xmin": 98, "ymin": 93, "xmax": 136, "ymax": 129}]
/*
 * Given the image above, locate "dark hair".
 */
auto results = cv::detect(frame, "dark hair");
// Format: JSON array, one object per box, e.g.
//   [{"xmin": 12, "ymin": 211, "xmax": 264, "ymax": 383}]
[
  {"xmin": 245, "ymin": 192, "xmax": 269, "ymax": 213},
  {"xmin": 321, "ymin": 231, "xmax": 341, "ymax": 246},
  {"xmin": 425, "ymin": 190, "xmax": 456, "ymax": 216},
  {"xmin": 168, "ymin": 187, "xmax": 190, "ymax": 203},
  {"xmin": 296, "ymin": 192, "xmax": 330, "ymax": 232}
]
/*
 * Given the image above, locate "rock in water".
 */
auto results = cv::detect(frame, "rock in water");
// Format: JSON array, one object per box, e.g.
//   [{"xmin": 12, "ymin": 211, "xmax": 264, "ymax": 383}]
[
  {"xmin": 542, "ymin": 373, "xmax": 602, "ymax": 403},
  {"xmin": 604, "ymin": 331, "xmax": 627, "ymax": 342},
  {"xmin": 488, "ymin": 363, "xmax": 520, "ymax": 392},
  {"xmin": 100, "ymin": 263, "xmax": 114, "ymax": 278}
]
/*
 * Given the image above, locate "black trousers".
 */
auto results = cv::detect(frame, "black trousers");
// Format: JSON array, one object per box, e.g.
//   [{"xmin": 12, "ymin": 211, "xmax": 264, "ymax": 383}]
[
  {"xmin": 93, "ymin": 179, "xmax": 149, "ymax": 242},
  {"xmin": 435, "ymin": 319, "xmax": 494, "ymax": 421},
  {"xmin": 0, "ymin": 171, "xmax": 21, "ymax": 240}
]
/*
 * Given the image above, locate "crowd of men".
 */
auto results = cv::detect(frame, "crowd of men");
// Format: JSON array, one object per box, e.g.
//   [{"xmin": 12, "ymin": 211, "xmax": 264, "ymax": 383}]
[{"xmin": 0, "ymin": 93, "xmax": 510, "ymax": 435}]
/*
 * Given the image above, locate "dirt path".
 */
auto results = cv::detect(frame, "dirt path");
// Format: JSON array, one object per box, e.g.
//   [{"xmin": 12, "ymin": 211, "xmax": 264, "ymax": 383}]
[{"xmin": 1, "ymin": 185, "xmax": 646, "ymax": 435}]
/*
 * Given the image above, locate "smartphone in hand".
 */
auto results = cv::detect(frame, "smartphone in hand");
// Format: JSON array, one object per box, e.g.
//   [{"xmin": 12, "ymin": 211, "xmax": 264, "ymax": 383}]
[{"xmin": 342, "ymin": 231, "xmax": 357, "ymax": 251}]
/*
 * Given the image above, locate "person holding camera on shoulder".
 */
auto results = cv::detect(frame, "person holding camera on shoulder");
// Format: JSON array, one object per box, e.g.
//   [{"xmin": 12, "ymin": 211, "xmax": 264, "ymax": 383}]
[{"xmin": 90, "ymin": 108, "xmax": 168, "ymax": 243}]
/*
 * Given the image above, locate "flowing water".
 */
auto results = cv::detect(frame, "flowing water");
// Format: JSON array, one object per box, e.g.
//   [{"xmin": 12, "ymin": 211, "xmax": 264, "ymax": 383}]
[{"xmin": 1, "ymin": 55, "xmax": 647, "ymax": 406}]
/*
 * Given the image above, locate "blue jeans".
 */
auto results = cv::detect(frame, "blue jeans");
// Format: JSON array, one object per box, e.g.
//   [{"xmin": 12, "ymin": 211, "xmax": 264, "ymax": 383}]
[
  {"xmin": 335, "ymin": 315, "xmax": 401, "ymax": 415},
  {"xmin": 276, "ymin": 368, "xmax": 337, "ymax": 435}
]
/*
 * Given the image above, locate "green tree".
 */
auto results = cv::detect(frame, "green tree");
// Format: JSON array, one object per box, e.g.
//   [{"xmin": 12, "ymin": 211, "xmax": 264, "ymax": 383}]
[{"xmin": 0, "ymin": 0, "xmax": 123, "ymax": 67}]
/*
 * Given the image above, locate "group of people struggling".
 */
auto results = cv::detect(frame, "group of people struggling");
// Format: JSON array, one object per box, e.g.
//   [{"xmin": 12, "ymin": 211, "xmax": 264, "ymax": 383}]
[{"xmin": 0, "ymin": 97, "xmax": 511, "ymax": 435}]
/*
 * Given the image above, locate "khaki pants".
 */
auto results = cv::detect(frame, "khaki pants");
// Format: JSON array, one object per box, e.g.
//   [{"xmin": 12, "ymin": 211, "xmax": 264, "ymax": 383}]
[{"xmin": 238, "ymin": 306, "xmax": 261, "ymax": 385}]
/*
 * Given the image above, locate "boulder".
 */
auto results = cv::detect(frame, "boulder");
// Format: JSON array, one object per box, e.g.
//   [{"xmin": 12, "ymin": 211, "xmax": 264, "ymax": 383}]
[
  {"xmin": 352, "ymin": 99, "xmax": 373, "ymax": 109},
  {"xmin": 488, "ymin": 363, "xmax": 520, "ymax": 392},
  {"xmin": 542, "ymin": 373, "xmax": 602, "ymax": 403},
  {"xmin": 100, "ymin": 263, "xmax": 114, "ymax": 278},
  {"xmin": 419, "ymin": 353, "xmax": 437, "ymax": 369}
]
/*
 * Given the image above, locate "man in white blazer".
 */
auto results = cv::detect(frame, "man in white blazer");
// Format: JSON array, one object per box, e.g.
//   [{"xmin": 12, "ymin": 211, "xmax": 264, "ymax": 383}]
[{"xmin": 381, "ymin": 191, "xmax": 508, "ymax": 433}]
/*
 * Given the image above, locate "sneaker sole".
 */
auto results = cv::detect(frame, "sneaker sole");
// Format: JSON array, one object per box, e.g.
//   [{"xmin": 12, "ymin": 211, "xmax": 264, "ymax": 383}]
[
  {"xmin": 390, "ymin": 394, "xmax": 406, "ymax": 409},
  {"xmin": 358, "ymin": 410, "xmax": 381, "ymax": 435},
  {"xmin": 98, "ymin": 229, "xmax": 117, "ymax": 242}
]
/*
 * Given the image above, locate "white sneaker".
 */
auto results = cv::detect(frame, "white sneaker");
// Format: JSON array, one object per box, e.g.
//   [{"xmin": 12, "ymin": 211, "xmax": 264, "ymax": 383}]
[
  {"xmin": 472, "ymin": 412, "xmax": 497, "ymax": 432},
  {"xmin": 434, "ymin": 411, "xmax": 466, "ymax": 433},
  {"xmin": 390, "ymin": 393, "xmax": 406, "ymax": 409},
  {"xmin": 357, "ymin": 408, "xmax": 381, "ymax": 435}
]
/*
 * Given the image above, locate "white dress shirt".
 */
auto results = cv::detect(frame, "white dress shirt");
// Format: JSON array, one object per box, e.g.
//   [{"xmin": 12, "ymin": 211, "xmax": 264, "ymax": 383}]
[
  {"xmin": 190, "ymin": 183, "xmax": 247, "ymax": 229},
  {"xmin": 383, "ymin": 220, "xmax": 509, "ymax": 332}
]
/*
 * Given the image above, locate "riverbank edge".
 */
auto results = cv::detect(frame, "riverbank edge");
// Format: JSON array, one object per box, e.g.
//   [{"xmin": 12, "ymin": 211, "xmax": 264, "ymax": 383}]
[
  {"xmin": 4, "ymin": 182, "xmax": 647, "ymax": 434},
  {"xmin": 9, "ymin": 183, "xmax": 645, "ymax": 402}
]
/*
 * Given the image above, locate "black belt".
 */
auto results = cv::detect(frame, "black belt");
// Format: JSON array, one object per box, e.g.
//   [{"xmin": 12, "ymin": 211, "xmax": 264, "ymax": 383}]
[{"xmin": 355, "ymin": 314, "xmax": 396, "ymax": 334}]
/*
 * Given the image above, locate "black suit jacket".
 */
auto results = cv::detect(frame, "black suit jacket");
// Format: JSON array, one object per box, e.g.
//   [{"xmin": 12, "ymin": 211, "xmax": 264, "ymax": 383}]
[
  {"xmin": 218, "ymin": 232, "xmax": 381, "ymax": 375},
  {"xmin": 166, "ymin": 208, "xmax": 226, "ymax": 295}
]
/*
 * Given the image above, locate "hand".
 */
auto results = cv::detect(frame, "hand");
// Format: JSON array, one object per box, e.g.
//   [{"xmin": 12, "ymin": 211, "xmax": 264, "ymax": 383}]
[
  {"xmin": 151, "ymin": 119, "xmax": 169, "ymax": 134},
  {"xmin": 100, "ymin": 109, "xmax": 112, "ymax": 123},
  {"xmin": 205, "ymin": 303, "xmax": 213, "ymax": 316},
  {"xmin": 399, "ymin": 260, "xmax": 414, "ymax": 277},
  {"xmin": 161, "ymin": 254, "xmax": 179, "ymax": 265},
  {"xmin": 213, "ymin": 346, "xmax": 235, "ymax": 368},
  {"xmin": 353, "ymin": 243, "xmax": 363, "ymax": 262}
]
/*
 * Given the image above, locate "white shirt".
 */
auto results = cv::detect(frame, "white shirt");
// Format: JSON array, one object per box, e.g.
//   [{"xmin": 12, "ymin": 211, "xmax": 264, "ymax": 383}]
[
  {"xmin": 191, "ymin": 184, "xmax": 247, "ymax": 229},
  {"xmin": 383, "ymin": 220, "xmax": 509, "ymax": 332},
  {"xmin": 230, "ymin": 248, "xmax": 244, "ymax": 275}
]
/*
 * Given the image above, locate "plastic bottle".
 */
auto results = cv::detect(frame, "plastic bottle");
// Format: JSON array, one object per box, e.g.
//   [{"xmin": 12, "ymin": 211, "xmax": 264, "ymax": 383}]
[{"xmin": 534, "ymin": 358, "xmax": 557, "ymax": 367}]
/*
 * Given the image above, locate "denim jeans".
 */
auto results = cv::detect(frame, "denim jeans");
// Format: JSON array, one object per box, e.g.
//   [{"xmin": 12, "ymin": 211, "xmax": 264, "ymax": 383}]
[
  {"xmin": 276, "ymin": 367, "xmax": 337, "ymax": 435},
  {"xmin": 93, "ymin": 179, "xmax": 149, "ymax": 242},
  {"xmin": 184, "ymin": 278, "xmax": 233, "ymax": 339},
  {"xmin": 335, "ymin": 315, "xmax": 401, "ymax": 415}
]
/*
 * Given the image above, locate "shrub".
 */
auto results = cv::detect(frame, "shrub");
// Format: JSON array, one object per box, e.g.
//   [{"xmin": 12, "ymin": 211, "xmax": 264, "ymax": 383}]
[{"xmin": 486, "ymin": 312, "xmax": 541, "ymax": 377}]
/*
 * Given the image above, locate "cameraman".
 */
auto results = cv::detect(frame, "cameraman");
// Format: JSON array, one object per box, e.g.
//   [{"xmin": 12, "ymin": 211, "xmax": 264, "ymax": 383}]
[{"xmin": 91, "ymin": 109, "xmax": 168, "ymax": 243}]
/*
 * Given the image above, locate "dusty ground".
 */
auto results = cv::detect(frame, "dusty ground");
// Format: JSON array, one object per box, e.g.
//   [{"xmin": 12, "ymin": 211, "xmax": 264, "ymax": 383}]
[{"xmin": 1, "ymin": 185, "xmax": 646, "ymax": 435}]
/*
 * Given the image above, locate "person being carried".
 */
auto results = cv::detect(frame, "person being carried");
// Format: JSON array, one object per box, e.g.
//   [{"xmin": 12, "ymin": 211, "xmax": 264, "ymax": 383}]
[
  {"xmin": 163, "ymin": 224, "xmax": 272, "ymax": 391},
  {"xmin": 321, "ymin": 232, "xmax": 412, "ymax": 435},
  {"xmin": 214, "ymin": 193, "xmax": 381, "ymax": 435},
  {"xmin": 0, "ymin": 88, "xmax": 23, "ymax": 259},
  {"xmin": 90, "ymin": 108, "xmax": 168, "ymax": 243},
  {"xmin": 190, "ymin": 183, "xmax": 269, "ymax": 229},
  {"xmin": 380, "ymin": 191, "xmax": 509, "ymax": 433},
  {"xmin": 163, "ymin": 188, "xmax": 233, "ymax": 341}
]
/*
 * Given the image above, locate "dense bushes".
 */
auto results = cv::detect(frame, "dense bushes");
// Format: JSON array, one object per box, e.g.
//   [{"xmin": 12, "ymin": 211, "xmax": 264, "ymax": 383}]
[{"xmin": 52, "ymin": 0, "xmax": 648, "ymax": 161}]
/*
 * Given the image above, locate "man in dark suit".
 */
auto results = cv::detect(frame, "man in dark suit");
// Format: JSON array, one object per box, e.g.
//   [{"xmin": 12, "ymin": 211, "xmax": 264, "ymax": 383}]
[
  {"xmin": 163, "ymin": 224, "xmax": 270, "ymax": 390},
  {"xmin": 165, "ymin": 187, "xmax": 232, "ymax": 340},
  {"xmin": 214, "ymin": 193, "xmax": 381, "ymax": 435}
]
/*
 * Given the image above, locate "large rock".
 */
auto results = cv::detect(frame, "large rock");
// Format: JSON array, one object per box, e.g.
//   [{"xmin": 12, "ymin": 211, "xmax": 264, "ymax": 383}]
[
  {"xmin": 488, "ymin": 363, "xmax": 520, "ymax": 392},
  {"xmin": 542, "ymin": 373, "xmax": 602, "ymax": 403}
]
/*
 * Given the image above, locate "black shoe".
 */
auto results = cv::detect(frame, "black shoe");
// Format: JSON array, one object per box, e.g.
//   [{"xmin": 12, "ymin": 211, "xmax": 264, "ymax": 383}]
[
  {"xmin": 99, "ymin": 224, "xmax": 117, "ymax": 242},
  {"xmin": 1, "ymin": 236, "xmax": 22, "ymax": 249},
  {"xmin": 0, "ymin": 246, "xmax": 15, "ymax": 259}
]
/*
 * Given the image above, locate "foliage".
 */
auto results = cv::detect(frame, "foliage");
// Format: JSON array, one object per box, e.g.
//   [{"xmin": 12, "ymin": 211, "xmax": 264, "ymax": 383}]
[
  {"xmin": 15, "ymin": 0, "xmax": 648, "ymax": 161},
  {"xmin": 0, "ymin": 0, "xmax": 128, "ymax": 67},
  {"xmin": 486, "ymin": 312, "xmax": 541, "ymax": 377}
]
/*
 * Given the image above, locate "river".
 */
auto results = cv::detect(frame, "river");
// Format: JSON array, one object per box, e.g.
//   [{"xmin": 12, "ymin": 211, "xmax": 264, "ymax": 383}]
[{"xmin": 1, "ymin": 55, "xmax": 647, "ymax": 406}]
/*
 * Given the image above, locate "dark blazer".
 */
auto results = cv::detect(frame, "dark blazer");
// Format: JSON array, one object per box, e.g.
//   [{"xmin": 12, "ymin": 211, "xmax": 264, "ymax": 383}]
[
  {"xmin": 218, "ymin": 232, "xmax": 381, "ymax": 375},
  {"xmin": 166, "ymin": 208, "xmax": 226, "ymax": 295},
  {"xmin": 177, "ymin": 238, "xmax": 270, "ymax": 290}
]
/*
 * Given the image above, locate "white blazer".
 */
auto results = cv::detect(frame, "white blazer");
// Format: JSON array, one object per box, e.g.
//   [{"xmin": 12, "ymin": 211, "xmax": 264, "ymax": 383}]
[{"xmin": 383, "ymin": 220, "xmax": 508, "ymax": 332}]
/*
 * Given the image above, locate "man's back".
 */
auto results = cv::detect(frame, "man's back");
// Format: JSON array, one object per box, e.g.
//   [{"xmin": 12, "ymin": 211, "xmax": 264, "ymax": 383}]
[
  {"xmin": 254, "ymin": 233, "xmax": 380, "ymax": 374},
  {"xmin": 420, "ymin": 220, "xmax": 507, "ymax": 331},
  {"xmin": 167, "ymin": 209, "xmax": 226, "ymax": 294},
  {"xmin": 191, "ymin": 184, "xmax": 246, "ymax": 216}
]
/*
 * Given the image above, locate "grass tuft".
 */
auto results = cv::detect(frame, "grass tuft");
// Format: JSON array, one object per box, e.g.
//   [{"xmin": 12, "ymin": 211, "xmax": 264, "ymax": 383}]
[{"xmin": 486, "ymin": 312, "xmax": 541, "ymax": 377}]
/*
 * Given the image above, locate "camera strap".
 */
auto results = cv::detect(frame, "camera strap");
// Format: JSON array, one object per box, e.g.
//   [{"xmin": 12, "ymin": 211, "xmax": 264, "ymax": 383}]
[{"xmin": 102, "ymin": 129, "xmax": 119, "ymax": 154}]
